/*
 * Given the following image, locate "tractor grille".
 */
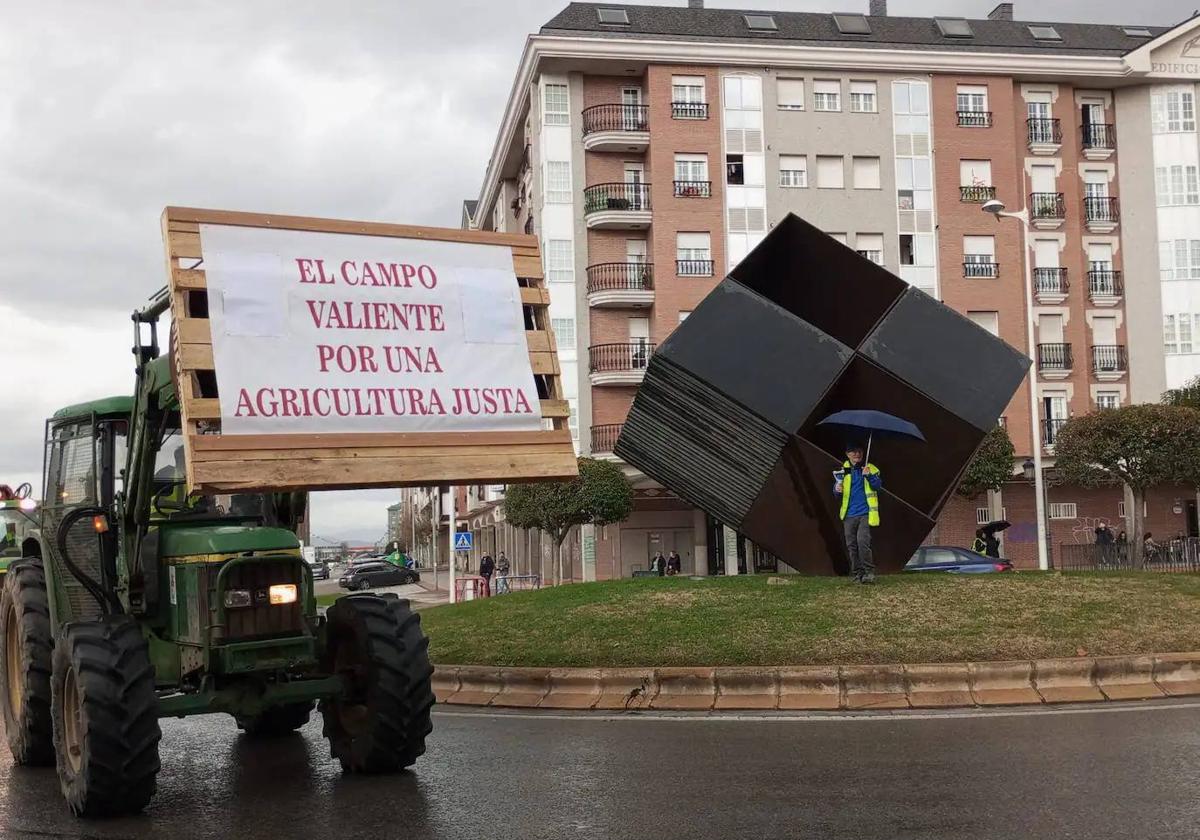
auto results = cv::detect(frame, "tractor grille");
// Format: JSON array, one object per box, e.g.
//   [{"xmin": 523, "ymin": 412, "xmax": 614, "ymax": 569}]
[
  {"xmin": 43, "ymin": 425, "xmax": 106, "ymax": 622},
  {"xmin": 222, "ymin": 559, "xmax": 305, "ymax": 641},
  {"xmin": 45, "ymin": 513, "xmax": 106, "ymax": 621}
]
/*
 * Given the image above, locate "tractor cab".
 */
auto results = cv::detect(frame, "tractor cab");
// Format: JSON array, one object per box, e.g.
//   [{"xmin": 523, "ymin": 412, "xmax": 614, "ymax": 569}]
[{"xmin": 0, "ymin": 486, "xmax": 38, "ymax": 569}]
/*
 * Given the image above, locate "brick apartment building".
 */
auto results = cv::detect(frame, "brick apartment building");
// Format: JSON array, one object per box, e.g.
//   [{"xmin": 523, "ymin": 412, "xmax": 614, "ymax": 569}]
[{"xmin": 438, "ymin": 1, "xmax": 1200, "ymax": 579}]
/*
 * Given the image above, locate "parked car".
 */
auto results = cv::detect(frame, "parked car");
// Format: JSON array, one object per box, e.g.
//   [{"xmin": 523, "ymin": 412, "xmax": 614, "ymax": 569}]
[
  {"xmin": 308, "ymin": 561, "xmax": 330, "ymax": 581},
  {"xmin": 904, "ymin": 546, "xmax": 1013, "ymax": 574},
  {"xmin": 338, "ymin": 561, "xmax": 420, "ymax": 591}
]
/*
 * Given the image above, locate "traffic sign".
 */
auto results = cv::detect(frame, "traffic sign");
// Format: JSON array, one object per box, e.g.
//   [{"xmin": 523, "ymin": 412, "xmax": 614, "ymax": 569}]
[{"xmin": 454, "ymin": 531, "xmax": 473, "ymax": 551}]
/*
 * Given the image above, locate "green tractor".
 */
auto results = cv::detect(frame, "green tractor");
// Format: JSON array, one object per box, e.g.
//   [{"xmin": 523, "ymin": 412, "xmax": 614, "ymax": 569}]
[{"xmin": 0, "ymin": 292, "xmax": 435, "ymax": 816}]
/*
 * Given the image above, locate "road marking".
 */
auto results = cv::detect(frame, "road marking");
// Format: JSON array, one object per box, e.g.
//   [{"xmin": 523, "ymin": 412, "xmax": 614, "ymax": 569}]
[{"xmin": 433, "ymin": 699, "xmax": 1200, "ymax": 724}]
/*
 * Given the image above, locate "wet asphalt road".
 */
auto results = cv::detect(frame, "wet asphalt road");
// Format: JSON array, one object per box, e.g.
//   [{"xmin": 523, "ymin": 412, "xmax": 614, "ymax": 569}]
[{"xmin": 3, "ymin": 701, "xmax": 1200, "ymax": 839}]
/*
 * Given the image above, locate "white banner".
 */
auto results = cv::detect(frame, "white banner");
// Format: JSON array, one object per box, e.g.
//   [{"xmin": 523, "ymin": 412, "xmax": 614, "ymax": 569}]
[{"xmin": 199, "ymin": 224, "xmax": 542, "ymax": 435}]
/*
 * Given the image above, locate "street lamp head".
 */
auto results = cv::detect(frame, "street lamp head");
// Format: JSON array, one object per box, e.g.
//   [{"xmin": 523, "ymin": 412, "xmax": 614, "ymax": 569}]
[
  {"xmin": 981, "ymin": 198, "xmax": 1007, "ymax": 216},
  {"xmin": 1022, "ymin": 458, "xmax": 1035, "ymax": 482}
]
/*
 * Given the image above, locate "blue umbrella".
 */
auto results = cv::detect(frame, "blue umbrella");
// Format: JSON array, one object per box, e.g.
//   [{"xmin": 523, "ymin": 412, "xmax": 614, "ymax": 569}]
[{"xmin": 817, "ymin": 410, "xmax": 925, "ymax": 464}]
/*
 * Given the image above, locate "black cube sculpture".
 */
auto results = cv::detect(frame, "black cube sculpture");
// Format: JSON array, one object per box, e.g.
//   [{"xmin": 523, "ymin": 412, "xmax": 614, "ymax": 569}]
[{"xmin": 615, "ymin": 213, "xmax": 1030, "ymax": 575}]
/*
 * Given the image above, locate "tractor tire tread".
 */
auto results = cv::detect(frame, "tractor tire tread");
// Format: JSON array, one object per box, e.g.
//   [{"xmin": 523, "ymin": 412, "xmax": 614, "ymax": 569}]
[{"xmin": 0, "ymin": 558, "xmax": 55, "ymax": 766}]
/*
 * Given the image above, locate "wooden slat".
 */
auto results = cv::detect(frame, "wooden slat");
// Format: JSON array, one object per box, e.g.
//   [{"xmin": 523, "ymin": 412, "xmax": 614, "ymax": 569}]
[
  {"xmin": 185, "ymin": 398, "xmax": 221, "ymax": 419},
  {"xmin": 176, "ymin": 317, "xmax": 212, "ymax": 344},
  {"xmin": 529, "ymin": 351, "xmax": 560, "ymax": 376},
  {"xmin": 168, "ymin": 220, "xmax": 200, "ymax": 234},
  {"xmin": 174, "ymin": 268, "xmax": 207, "ymax": 289},
  {"xmin": 512, "ymin": 254, "xmax": 543, "ymax": 279},
  {"xmin": 192, "ymin": 451, "xmax": 578, "ymax": 492},
  {"xmin": 164, "ymin": 206, "xmax": 540, "ymax": 250},
  {"xmin": 540, "ymin": 399, "xmax": 570, "ymax": 418},
  {"xmin": 519, "ymin": 286, "xmax": 550, "ymax": 306},
  {"xmin": 178, "ymin": 344, "xmax": 214, "ymax": 370},
  {"xmin": 167, "ymin": 230, "xmax": 202, "ymax": 259},
  {"xmin": 525, "ymin": 330, "xmax": 551, "ymax": 353},
  {"xmin": 192, "ymin": 429, "xmax": 571, "ymax": 452}
]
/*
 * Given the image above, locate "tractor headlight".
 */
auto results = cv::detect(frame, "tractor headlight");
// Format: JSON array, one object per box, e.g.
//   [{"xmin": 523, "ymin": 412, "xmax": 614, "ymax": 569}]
[
  {"xmin": 269, "ymin": 584, "xmax": 297, "ymax": 605},
  {"xmin": 224, "ymin": 589, "xmax": 252, "ymax": 609}
]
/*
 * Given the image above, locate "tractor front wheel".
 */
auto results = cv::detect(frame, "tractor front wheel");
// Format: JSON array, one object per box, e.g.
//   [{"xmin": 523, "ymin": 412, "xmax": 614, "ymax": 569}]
[
  {"xmin": 52, "ymin": 617, "xmax": 162, "ymax": 817},
  {"xmin": 235, "ymin": 702, "xmax": 314, "ymax": 738},
  {"xmin": 0, "ymin": 558, "xmax": 55, "ymax": 766},
  {"xmin": 320, "ymin": 595, "xmax": 434, "ymax": 773}
]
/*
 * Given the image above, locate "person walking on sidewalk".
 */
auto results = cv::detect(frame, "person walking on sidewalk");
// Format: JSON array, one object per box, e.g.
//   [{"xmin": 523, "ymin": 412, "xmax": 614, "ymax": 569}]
[
  {"xmin": 479, "ymin": 553, "xmax": 495, "ymax": 597},
  {"xmin": 834, "ymin": 443, "xmax": 882, "ymax": 584},
  {"xmin": 495, "ymin": 552, "xmax": 511, "ymax": 594}
]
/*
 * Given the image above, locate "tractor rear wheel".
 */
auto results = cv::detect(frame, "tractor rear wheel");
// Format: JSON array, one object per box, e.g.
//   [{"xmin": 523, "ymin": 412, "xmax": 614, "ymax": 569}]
[
  {"xmin": 320, "ymin": 595, "xmax": 434, "ymax": 773},
  {"xmin": 0, "ymin": 558, "xmax": 55, "ymax": 766},
  {"xmin": 52, "ymin": 617, "xmax": 161, "ymax": 817},
  {"xmin": 235, "ymin": 702, "xmax": 315, "ymax": 738}
]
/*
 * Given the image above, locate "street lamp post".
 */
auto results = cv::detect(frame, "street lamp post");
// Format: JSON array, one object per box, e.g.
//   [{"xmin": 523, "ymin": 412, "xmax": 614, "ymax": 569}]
[{"xmin": 983, "ymin": 199, "xmax": 1050, "ymax": 571}]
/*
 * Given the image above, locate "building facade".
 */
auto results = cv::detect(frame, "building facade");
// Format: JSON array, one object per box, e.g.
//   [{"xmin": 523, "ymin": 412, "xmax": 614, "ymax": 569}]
[{"xmin": 465, "ymin": 1, "xmax": 1200, "ymax": 576}]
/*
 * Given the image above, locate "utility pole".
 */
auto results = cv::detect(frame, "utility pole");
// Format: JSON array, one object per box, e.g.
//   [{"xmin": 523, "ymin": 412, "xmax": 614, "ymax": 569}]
[{"xmin": 448, "ymin": 485, "xmax": 457, "ymax": 604}]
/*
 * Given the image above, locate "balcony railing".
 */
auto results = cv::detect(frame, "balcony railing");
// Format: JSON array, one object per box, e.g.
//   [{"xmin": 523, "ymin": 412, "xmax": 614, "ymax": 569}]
[
  {"xmin": 1033, "ymin": 267, "xmax": 1069, "ymax": 296},
  {"xmin": 677, "ymin": 259, "xmax": 715, "ymax": 277},
  {"xmin": 1043, "ymin": 418, "xmax": 1068, "ymax": 446},
  {"xmin": 586, "ymin": 262, "xmax": 654, "ymax": 294},
  {"xmin": 960, "ymin": 185, "xmax": 997, "ymax": 203},
  {"xmin": 582, "ymin": 103, "xmax": 649, "ymax": 136},
  {"xmin": 1088, "ymin": 269, "xmax": 1123, "ymax": 299},
  {"xmin": 672, "ymin": 101, "xmax": 709, "ymax": 119},
  {"xmin": 674, "ymin": 180, "xmax": 712, "ymax": 198},
  {"xmin": 1027, "ymin": 117, "xmax": 1062, "ymax": 146},
  {"xmin": 591, "ymin": 423, "xmax": 623, "ymax": 454},
  {"xmin": 1084, "ymin": 196, "xmax": 1120, "ymax": 224},
  {"xmin": 1092, "ymin": 345, "xmax": 1128, "ymax": 374},
  {"xmin": 1081, "ymin": 123, "xmax": 1116, "ymax": 150},
  {"xmin": 957, "ymin": 110, "xmax": 993, "ymax": 127},
  {"xmin": 583, "ymin": 183, "xmax": 652, "ymax": 214},
  {"xmin": 1037, "ymin": 343, "xmax": 1073, "ymax": 371},
  {"xmin": 1030, "ymin": 192, "xmax": 1066, "ymax": 220},
  {"xmin": 963, "ymin": 261, "xmax": 999, "ymax": 278},
  {"xmin": 589, "ymin": 342, "xmax": 655, "ymax": 374}
]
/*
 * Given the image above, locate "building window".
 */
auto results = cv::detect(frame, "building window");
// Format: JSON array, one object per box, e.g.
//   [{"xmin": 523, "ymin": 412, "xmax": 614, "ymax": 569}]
[
  {"xmin": 1164, "ymin": 314, "xmax": 1197, "ymax": 354},
  {"xmin": 968, "ymin": 311, "xmax": 999, "ymax": 336},
  {"xmin": 855, "ymin": 233, "xmax": 884, "ymax": 265},
  {"xmin": 852, "ymin": 156, "xmax": 881, "ymax": 189},
  {"xmin": 816, "ymin": 155, "xmax": 844, "ymax": 189},
  {"xmin": 849, "ymin": 81, "xmax": 877, "ymax": 113},
  {"xmin": 1096, "ymin": 392, "xmax": 1121, "ymax": 410},
  {"xmin": 568, "ymin": 404, "xmax": 579, "ymax": 435},
  {"xmin": 1155, "ymin": 165, "xmax": 1200, "ymax": 206},
  {"xmin": 674, "ymin": 154, "xmax": 708, "ymax": 183},
  {"xmin": 726, "ymin": 154, "xmax": 744, "ymax": 185},
  {"xmin": 1048, "ymin": 502, "xmax": 1078, "ymax": 520},
  {"xmin": 960, "ymin": 159, "xmax": 992, "ymax": 187},
  {"xmin": 1152, "ymin": 89, "xmax": 1197, "ymax": 133},
  {"xmin": 813, "ymin": 80, "xmax": 841, "ymax": 112},
  {"xmin": 1162, "ymin": 240, "xmax": 1200, "ymax": 281},
  {"xmin": 964, "ymin": 235, "xmax": 997, "ymax": 277},
  {"xmin": 546, "ymin": 239, "xmax": 573, "ymax": 284},
  {"xmin": 779, "ymin": 155, "xmax": 807, "ymax": 187},
  {"xmin": 543, "ymin": 83, "xmax": 569, "ymax": 126},
  {"xmin": 957, "ymin": 84, "xmax": 988, "ymax": 114},
  {"xmin": 778, "ymin": 78, "xmax": 805, "ymax": 110},
  {"xmin": 895, "ymin": 157, "xmax": 932, "ymax": 210},
  {"xmin": 976, "ymin": 506, "xmax": 1007, "ymax": 525},
  {"xmin": 672, "ymin": 75, "xmax": 706, "ymax": 118},
  {"xmin": 827, "ymin": 232, "xmax": 848, "ymax": 245},
  {"xmin": 551, "ymin": 317, "xmax": 575, "ymax": 350},
  {"xmin": 676, "ymin": 232, "xmax": 712, "ymax": 276},
  {"xmin": 545, "ymin": 161, "xmax": 572, "ymax": 204}
]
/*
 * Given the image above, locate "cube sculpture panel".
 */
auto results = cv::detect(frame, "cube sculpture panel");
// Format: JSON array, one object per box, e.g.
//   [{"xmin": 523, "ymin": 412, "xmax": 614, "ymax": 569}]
[{"xmin": 615, "ymin": 214, "xmax": 1030, "ymax": 575}]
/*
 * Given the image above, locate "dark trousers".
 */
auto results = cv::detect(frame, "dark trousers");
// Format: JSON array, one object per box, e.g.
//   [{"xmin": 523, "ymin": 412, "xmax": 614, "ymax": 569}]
[{"xmin": 843, "ymin": 515, "xmax": 874, "ymax": 579}]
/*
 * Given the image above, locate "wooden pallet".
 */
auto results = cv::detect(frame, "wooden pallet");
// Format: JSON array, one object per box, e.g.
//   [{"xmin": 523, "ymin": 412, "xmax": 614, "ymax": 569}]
[{"xmin": 160, "ymin": 206, "xmax": 577, "ymax": 494}]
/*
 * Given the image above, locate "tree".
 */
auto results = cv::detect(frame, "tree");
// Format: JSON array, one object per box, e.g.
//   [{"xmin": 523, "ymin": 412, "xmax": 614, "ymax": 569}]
[
  {"xmin": 1053, "ymin": 404, "xmax": 1200, "ymax": 566},
  {"xmin": 502, "ymin": 457, "xmax": 634, "ymax": 585},
  {"xmin": 956, "ymin": 424, "xmax": 1016, "ymax": 499},
  {"xmin": 1163, "ymin": 375, "xmax": 1200, "ymax": 409}
]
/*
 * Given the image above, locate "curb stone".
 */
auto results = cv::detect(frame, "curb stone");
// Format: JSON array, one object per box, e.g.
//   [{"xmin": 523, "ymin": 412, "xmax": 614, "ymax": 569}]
[{"xmin": 433, "ymin": 652, "xmax": 1200, "ymax": 712}]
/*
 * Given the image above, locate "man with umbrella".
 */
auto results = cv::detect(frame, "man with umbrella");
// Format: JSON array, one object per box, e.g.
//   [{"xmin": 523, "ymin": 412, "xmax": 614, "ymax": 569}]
[{"xmin": 834, "ymin": 443, "xmax": 883, "ymax": 584}]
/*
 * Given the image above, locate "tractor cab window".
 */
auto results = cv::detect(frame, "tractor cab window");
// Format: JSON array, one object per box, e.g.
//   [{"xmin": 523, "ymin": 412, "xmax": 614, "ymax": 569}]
[{"xmin": 152, "ymin": 430, "xmax": 185, "ymax": 485}]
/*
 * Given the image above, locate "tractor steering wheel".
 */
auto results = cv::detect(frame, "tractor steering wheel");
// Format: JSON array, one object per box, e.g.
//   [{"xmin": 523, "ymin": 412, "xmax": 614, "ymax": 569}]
[{"xmin": 152, "ymin": 481, "xmax": 190, "ymax": 517}]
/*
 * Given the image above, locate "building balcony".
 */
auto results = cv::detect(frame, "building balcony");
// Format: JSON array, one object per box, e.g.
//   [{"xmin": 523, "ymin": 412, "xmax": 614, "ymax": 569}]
[
  {"xmin": 960, "ymin": 185, "xmax": 997, "ymax": 203},
  {"xmin": 1084, "ymin": 196, "xmax": 1120, "ymax": 233},
  {"xmin": 586, "ymin": 262, "xmax": 654, "ymax": 308},
  {"xmin": 957, "ymin": 110, "xmax": 992, "ymax": 127},
  {"xmin": 963, "ymin": 260, "xmax": 999, "ymax": 279},
  {"xmin": 1029, "ymin": 192, "xmax": 1066, "ymax": 230},
  {"xmin": 1027, "ymin": 117, "xmax": 1062, "ymax": 155},
  {"xmin": 589, "ymin": 342, "xmax": 654, "ymax": 386},
  {"xmin": 590, "ymin": 423, "xmax": 623, "ymax": 459},
  {"xmin": 1081, "ymin": 123, "xmax": 1116, "ymax": 160},
  {"xmin": 671, "ymin": 101, "xmax": 708, "ymax": 120},
  {"xmin": 583, "ymin": 183, "xmax": 652, "ymax": 230},
  {"xmin": 1088, "ymin": 269, "xmax": 1123, "ymax": 306},
  {"xmin": 673, "ymin": 180, "xmax": 712, "ymax": 198},
  {"xmin": 1037, "ymin": 342, "xmax": 1073, "ymax": 380},
  {"xmin": 677, "ymin": 259, "xmax": 715, "ymax": 277},
  {"xmin": 1033, "ymin": 267, "xmax": 1069, "ymax": 304},
  {"xmin": 581, "ymin": 104, "xmax": 650, "ymax": 152},
  {"xmin": 1092, "ymin": 345, "xmax": 1128, "ymax": 381},
  {"xmin": 1042, "ymin": 417, "xmax": 1068, "ymax": 450}
]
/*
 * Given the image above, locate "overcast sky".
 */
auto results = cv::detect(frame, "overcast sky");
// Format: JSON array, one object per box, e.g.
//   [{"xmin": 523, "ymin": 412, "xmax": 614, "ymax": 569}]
[{"xmin": 1, "ymin": 0, "xmax": 1193, "ymax": 544}]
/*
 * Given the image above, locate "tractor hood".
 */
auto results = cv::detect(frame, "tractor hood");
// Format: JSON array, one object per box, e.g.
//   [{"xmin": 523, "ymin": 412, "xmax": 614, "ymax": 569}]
[{"xmin": 158, "ymin": 525, "xmax": 300, "ymax": 558}]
